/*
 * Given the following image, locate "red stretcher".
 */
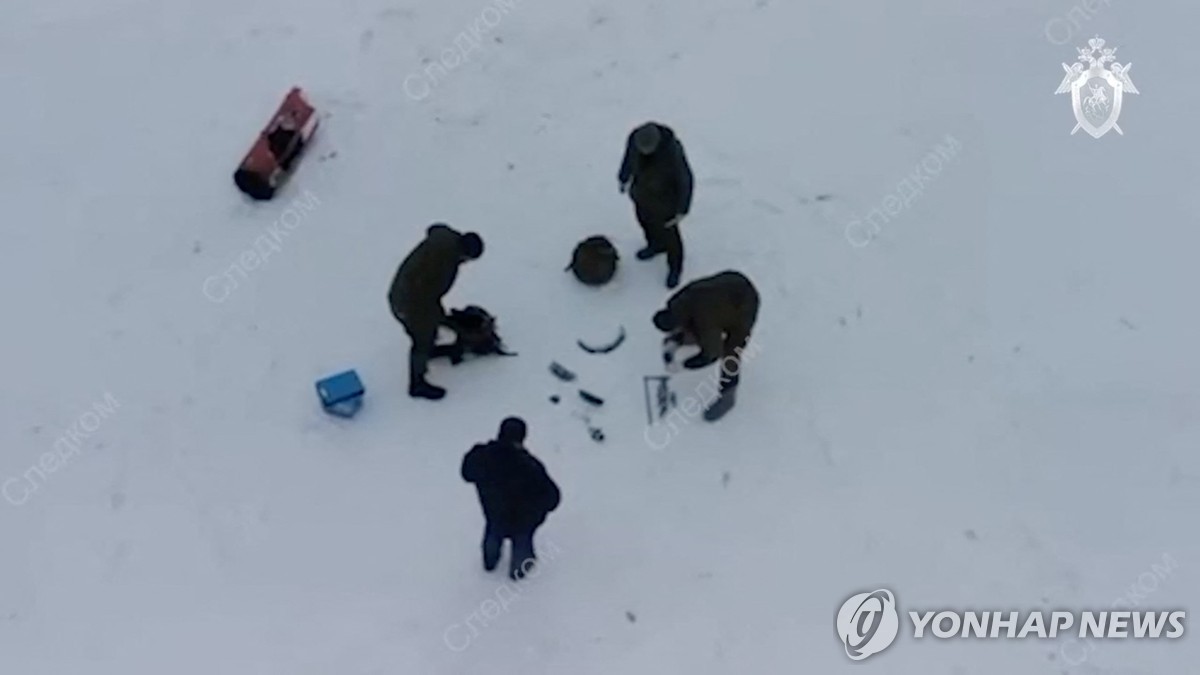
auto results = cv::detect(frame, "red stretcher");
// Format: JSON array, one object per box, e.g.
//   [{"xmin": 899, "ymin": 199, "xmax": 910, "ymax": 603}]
[{"xmin": 233, "ymin": 87, "xmax": 319, "ymax": 200}]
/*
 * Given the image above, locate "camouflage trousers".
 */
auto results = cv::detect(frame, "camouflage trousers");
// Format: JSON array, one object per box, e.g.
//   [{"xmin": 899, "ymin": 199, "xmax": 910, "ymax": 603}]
[{"xmin": 392, "ymin": 307, "xmax": 441, "ymax": 384}]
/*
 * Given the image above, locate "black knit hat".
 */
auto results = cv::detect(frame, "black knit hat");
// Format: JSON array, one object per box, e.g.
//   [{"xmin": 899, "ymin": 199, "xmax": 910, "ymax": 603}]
[
  {"xmin": 652, "ymin": 309, "xmax": 677, "ymax": 332},
  {"xmin": 498, "ymin": 416, "xmax": 527, "ymax": 443},
  {"xmin": 461, "ymin": 232, "xmax": 484, "ymax": 259},
  {"xmin": 633, "ymin": 123, "xmax": 661, "ymax": 154}
]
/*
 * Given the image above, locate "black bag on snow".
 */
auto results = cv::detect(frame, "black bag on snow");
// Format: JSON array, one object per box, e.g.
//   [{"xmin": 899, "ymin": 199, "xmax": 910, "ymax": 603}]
[
  {"xmin": 566, "ymin": 236, "xmax": 619, "ymax": 286},
  {"xmin": 433, "ymin": 305, "xmax": 516, "ymax": 363}
]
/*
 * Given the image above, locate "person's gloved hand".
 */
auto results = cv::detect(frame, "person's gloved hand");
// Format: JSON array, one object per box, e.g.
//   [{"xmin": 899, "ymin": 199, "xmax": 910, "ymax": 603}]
[
  {"xmin": 683, "ymin": 353, "xmax": 713, "ymax": 370},
  {"xmin": 619, "ymin": 180, "xmax": 629, "ymax": 194},
  {"xmin": 662, "ymin": 335, "xmax": 682, "ymax": 373}
]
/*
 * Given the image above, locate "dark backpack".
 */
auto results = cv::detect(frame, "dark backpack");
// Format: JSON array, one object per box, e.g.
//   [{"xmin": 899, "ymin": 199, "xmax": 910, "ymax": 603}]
[
  {"xmin": 440, "ymin": 305, "xmax": 516, "ymax": 362},
  {"xmin": 567, "ymin": 236, "xmax": 619, "ymax": 286}
]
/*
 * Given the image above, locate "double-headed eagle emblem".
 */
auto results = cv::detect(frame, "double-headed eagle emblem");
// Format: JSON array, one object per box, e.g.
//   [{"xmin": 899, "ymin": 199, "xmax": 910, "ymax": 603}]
[{"xmin": 1055, "ymin": 36, "xmax": 1138, "ymax": 138}]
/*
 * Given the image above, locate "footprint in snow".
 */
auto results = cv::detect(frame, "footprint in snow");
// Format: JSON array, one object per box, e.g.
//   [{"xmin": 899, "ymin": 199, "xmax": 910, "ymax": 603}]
[
  {"xmin": 377, "ymin": 8, "xmax": 416, "ymax": 22},
  {"xmin": 752, "ymin": 199, "xmax": 783, "ymax": 215}
]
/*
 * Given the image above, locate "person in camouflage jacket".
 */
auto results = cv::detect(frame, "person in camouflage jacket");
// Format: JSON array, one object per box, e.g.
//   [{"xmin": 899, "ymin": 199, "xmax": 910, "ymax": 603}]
[
  {"xmin": 653, "ymin": 270, "xmax": 760, "ymax": 420},
  {"xmin": 388, "ymin": 223, "xmax": 484, "ymax": 400}
]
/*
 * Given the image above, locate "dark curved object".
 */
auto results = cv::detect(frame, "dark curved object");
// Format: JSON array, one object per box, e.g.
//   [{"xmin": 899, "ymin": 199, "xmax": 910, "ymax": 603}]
[{"xmin": 578, "ymin": 326, "xmax": 626, "ymax": 354}]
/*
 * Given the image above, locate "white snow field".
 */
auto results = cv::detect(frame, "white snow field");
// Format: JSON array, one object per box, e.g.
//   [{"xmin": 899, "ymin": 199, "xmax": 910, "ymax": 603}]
[{"xmin": 3, "ymin": 0, "xmax": 1200, "ymax": 673}]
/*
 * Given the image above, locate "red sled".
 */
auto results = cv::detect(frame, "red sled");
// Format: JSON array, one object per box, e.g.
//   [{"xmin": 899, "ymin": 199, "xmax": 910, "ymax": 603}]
[{"xmin": 233, "ymin": 87, "xmax": 319, "ymax": 200}]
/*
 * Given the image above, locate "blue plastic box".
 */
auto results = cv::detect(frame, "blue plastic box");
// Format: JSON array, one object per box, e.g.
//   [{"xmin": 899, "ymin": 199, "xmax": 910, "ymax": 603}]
[{"xmin": 316, "ymin": 370, "xmax": 365, "ymax": 418}]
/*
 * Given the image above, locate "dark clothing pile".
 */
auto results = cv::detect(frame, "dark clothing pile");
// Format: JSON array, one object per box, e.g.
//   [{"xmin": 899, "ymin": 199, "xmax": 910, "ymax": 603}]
[{"xmin": 430, "ymin": 306, "xmax": 514, "ymax": 364}]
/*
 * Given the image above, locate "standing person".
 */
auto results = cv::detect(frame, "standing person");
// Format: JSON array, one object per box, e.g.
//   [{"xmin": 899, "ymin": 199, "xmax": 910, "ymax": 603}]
[
  {"xmin": 461, "ymin": 417, "xmax": 561, "ymax": 581},
  {"xmin": 388, "ymin": 223, "xmax": 484, "ymax": 400},
  {"xmin": 618, "ymin": 121, "xmax": 694, "ymax": 289},
  {"xmin": 652, "ymin": 271, "xmax": 760, "ymax": 421}
]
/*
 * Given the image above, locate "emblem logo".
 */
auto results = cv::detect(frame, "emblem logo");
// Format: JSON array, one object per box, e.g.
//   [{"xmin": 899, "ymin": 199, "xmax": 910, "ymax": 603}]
[
  {"xmin": 836, "ymin": 589, "xmax": 900, "ymax": 661},
  {"xmin": 1055, "ymin": 35, "xmax": 1138, "ymax": 138}
]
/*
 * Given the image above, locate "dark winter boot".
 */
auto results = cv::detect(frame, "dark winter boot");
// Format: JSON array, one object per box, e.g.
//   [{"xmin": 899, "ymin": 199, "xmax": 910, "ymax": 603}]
[
  {"xmin": 482, "ymin": 527, "xmax": 503, "ymax": 572},
  {"xmin": 510, "ymin": 559, "xmax": 536, "ymax": 581},
  {"xmin": 636, "ymin": 245, "xmax": 665, "ymax": 260},
  {"xmin": 430, "ymin": 342, "xmax": 466, "ymax": 365},
  {"xmin": 409, "ymin": 377, "xmax": 446, "ymax": 400},
  {"xmin": 666, "ymin": 268, "xmax": 681, "ymax": 289},
  {"xmin": 703, "ymin": 387, "xmax": 737, "ymax": 421},
  {"xmin": 509, "ymin": 532, "xmax": 537, "ymax": 581}
]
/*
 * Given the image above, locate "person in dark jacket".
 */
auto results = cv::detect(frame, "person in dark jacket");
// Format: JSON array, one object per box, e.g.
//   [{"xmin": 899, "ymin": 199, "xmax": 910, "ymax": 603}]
[
  {"xmin": 461, "ymin": 417, "xmax": 561, "ymax": 581},
  {"xmin": 388, "ymin": 224, "xmax": 484, "ymax": 400},
  {"xmin": 618, "ymin": 122, "xmax": 694, "ymax": 289},
  {"xmin": 653, "ymin": 271, "xmax": 760, "ymax": 421}
]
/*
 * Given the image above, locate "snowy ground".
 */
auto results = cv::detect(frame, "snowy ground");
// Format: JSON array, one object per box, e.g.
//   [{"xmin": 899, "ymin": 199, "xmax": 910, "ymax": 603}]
[{"xmin": 3, "ymin": 0, "xmax": 1200, "ymax": 673}]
